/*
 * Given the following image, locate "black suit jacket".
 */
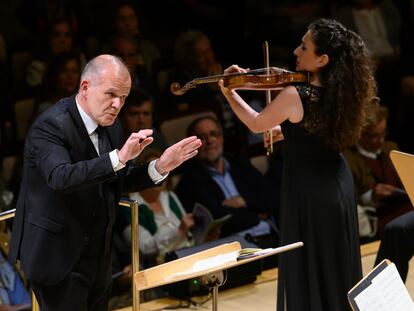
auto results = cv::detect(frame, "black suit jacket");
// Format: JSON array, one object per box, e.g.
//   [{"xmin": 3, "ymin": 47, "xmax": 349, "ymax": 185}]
[
  {"xmin": 9, "ymin": 95, "xmax": 155, "ymax": 285},
  {"xmin": 175, "ymin": 156, "xmax": 278, "ymax": 236}
]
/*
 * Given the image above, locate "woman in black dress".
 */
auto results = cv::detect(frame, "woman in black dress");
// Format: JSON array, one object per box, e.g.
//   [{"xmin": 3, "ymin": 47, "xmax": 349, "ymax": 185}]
[{"xmin": 219, "ymin": 19, "xmax": 376, "ymax": 310}]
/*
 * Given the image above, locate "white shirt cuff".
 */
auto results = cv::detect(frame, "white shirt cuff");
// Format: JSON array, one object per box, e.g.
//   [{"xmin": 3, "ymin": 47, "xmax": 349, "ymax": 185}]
[
  {"xmin": 148, "ymin": 159, "xmax": 169, "ymax": 184},
  {"xmin": 110, "ymin": 149, "xmax": 126, "ymax": 172}
]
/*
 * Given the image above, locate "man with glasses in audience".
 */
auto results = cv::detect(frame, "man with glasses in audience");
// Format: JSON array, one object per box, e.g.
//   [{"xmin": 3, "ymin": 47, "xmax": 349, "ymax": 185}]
[{"xmin": 175, "ymin": 115, "xmax": 279, "ymax": 242}]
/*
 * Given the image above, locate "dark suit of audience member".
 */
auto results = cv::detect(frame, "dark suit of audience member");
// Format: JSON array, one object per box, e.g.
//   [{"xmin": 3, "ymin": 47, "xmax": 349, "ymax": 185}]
[
  {"xmin": 9, "ymin": 55, "xmax": 201, "ymax": 311},
  {"xmin": 375, "ymin": 210, "xmax": 414, "ymax": 282},
  {"xmin": 175, "ymin": 116, "xmax": 278, "ymax": 238}
]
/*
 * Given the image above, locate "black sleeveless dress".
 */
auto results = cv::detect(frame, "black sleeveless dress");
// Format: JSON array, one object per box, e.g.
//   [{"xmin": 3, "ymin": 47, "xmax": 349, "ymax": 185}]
[{"xmin": 276, "ymin": 85, "xmax": 362, "ymax": 311}]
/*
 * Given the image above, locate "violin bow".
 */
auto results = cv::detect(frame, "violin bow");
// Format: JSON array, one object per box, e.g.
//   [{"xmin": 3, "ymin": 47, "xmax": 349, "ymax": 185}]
[{"xmin": 263, "ymin": 41, "xmax": 273, "ymax": 155}]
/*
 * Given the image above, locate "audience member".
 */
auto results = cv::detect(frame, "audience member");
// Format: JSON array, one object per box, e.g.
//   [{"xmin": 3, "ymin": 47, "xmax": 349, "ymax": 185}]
[
  {"xmin": 0, "ymin": 248, "xmax": 31, "ymax": 310},
  {"xmin": 25, "ymin": 17, "xmax": 85, "ymax": 96},
  {"xmin": 111, "ymin": 34, "xmax": 156, "ymax": 94},
  {"xmin": 0, "ymin": 174, "xmax": 31, "ymax": 310},
  {"xmin": 334, "ymin": 0, "xmax": 401, "ymax": 110},
  {"xmin": 334, "ymin": 0, "xmax": 400, "ymax": 62},
  {"xmin": 175, "ymin": 116, "xmax": 279, "ymax": 241},
  {"xmin": 118, "ymin": 149, "xmax": 194, "ymax": 267},
  {"xmin": 344, "ymin": 102, "xmax": 412, "ymax": 239},
  {"xmin": 112, "ymin": 1, "xmax": 161, "ymax": 74},
  {"xmin": 119, "ymin": 89, "xmax": 168, "ymax": 157},
  {"xmin": 33, "ymin": 52, "xmax": 81, "ymax": 117},
  {"xmin": 375, "ymin": 210, "xmax": 414, "ymax": 282},
  {"xmin": 160, "ymin": 30, "xmax": 243, "ymax": 153},
  {"xmin": 161, "ymin": 29, "xmax": 222, "ymax": 101}
]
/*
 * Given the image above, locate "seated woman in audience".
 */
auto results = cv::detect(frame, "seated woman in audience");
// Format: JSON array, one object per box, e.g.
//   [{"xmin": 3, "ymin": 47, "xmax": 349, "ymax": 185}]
[
  {"xmin": 33, "ymin": 52, "xmax": 81, "ymax": 117},
  {"xmin": 117, "ymin": 149, "xmax": 194, "ymax": 267},
  {"xmin": 25, "ymin": 17, "xmax": 85, "ymax": 96}
]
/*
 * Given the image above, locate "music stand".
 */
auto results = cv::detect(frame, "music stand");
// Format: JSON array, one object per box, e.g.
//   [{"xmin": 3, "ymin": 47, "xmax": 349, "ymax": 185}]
[
  {"xmin": 390, "ymin": 150, "xmax": 414, "ymax": 205},
  {"xmin": 348, "ymin": 259, "xmax": 414, "ymax": 310},
  {"xmin": 134, "ymin": 241, "xmax": 303, "ymax": 311}
]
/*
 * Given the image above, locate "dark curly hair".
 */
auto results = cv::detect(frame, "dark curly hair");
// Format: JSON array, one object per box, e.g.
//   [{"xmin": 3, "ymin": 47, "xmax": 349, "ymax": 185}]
[{"xmin": 304, "ymin": 18, "xmax": 377, "ymax": 150}]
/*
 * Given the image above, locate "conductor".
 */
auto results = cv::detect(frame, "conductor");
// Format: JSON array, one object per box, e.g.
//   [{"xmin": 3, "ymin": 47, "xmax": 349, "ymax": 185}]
[{"xmin": 9, "ymin": 54, "xmax": 201, "ymax": 311}]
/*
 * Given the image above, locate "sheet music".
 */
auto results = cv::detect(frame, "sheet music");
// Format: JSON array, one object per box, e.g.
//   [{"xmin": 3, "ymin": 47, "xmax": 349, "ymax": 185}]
[
  {"xmin": 354, "ymin": 263, "xmax": 414, "ymax": 311},
  {"xmin": 164, "ymin": 251, "xmax": 238, "ymax": 281},
  {"xmin": 193, "ymin": 251, "xmax": 238, "ymax": 271}
]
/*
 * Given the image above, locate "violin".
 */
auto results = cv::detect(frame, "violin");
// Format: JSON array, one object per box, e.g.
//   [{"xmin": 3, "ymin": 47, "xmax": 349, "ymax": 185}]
[{"xmin": 170, "ymin": 67, "xmax": 309, "ymax": 96}]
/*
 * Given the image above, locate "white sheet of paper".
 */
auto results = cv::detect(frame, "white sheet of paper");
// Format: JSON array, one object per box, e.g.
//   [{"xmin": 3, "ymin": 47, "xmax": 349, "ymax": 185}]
[
  {"xmin": 164, "ymin": 251, "xmax": 238, "ymax": 281},
  {"xmin": 354, "ymin": 263, "xmax": 414, "ymax": 311}
]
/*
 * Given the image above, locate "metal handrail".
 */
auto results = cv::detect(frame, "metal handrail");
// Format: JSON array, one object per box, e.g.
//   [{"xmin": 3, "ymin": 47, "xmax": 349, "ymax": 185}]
[
  {"xmin": 119, "ymin": 198, "xmax": 140, "ymax": 311},
  {"xmin": 0, "ymin": 208, "xmax": 15, "ymax": 221}
]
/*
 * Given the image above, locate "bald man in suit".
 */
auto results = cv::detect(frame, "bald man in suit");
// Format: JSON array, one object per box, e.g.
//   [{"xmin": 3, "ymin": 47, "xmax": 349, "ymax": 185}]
[{"xmin": 9, "ymin": 54, "xmax": 201, "ymax": 311}]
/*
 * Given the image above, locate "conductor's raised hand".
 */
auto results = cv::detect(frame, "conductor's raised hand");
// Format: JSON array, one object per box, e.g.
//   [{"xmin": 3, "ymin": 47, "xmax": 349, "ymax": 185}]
[
  {"xmin": 155, "ymin": 136, "xmax": 202, "ymax": 174},
  {"xmin": 117, "ymin": 129, "xmax": 154, "ymax": 164}
]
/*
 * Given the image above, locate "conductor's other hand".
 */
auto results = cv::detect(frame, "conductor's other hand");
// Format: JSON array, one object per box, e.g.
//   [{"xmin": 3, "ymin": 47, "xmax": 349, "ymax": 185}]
[
  {"xmin": 155, "ymin": 136, "xmax": 202, "ymax": 175},
  {"xmin": 118, "ymin": 129, "xmax": 154, "ymax": 164},
  {"xmin": 263, "ymin": 126, "xmax": 284, "ymax": 147}
]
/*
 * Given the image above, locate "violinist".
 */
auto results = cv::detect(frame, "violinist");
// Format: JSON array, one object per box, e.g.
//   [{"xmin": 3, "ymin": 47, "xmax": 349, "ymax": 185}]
[{"xmin": 219, "ymin": 19, "xmax": 376, "ymax": 311}]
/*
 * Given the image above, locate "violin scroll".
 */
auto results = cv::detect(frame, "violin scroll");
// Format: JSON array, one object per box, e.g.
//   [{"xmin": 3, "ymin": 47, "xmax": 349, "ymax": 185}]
[{"xmin": 170, "ymin": 81, "xmax": 197, "ymax": 96}]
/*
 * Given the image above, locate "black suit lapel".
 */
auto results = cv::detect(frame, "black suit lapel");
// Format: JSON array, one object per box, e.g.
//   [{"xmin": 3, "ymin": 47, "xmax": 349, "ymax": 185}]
[{"xmin": 66, "ymin": 95, "xmax": 99, "ymax": 159}]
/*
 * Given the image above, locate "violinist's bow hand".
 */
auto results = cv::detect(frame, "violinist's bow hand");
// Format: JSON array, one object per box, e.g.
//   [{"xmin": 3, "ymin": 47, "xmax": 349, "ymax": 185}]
[{"xmin": 263, "ymin": 126, "xmax": 284, "ymax": 148}]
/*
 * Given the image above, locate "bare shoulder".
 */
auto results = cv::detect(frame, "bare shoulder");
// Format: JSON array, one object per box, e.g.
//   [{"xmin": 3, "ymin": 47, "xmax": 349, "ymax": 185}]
[
  {"xmin": 273, "ymin": 85, "xmax": 303, "ymax": 123},
  {"xmin": 281, "ymin": 84, "xmax": 300, "ymax": 94}
]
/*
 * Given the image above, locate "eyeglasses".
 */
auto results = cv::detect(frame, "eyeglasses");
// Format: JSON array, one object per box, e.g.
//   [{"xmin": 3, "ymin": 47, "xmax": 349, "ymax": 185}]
[{"xmin": 196, "ymin": 130, "xmax": 222, "ymax": 143}]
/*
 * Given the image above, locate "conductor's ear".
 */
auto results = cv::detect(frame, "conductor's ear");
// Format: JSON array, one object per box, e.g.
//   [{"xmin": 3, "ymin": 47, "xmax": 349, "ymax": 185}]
[{"xmin": 79, "ymin": 80, "xmax": 89, "ymax": 98}]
